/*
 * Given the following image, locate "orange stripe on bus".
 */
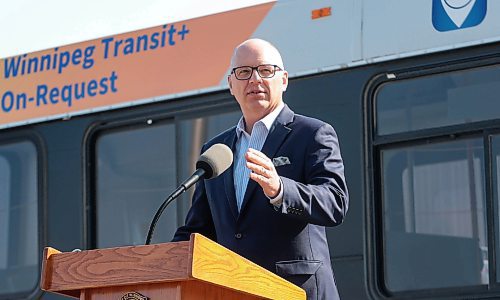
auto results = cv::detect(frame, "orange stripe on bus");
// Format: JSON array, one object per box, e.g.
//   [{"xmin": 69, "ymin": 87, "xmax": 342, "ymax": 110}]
[{"xmin": 0, "ymin": 2, "xmax": 276, "ymax": 126}]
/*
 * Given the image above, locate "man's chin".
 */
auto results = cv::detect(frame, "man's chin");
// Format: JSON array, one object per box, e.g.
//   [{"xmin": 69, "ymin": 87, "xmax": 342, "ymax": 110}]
[
  {"xmin": 248, "ymin": 100, "xmax": 270, "ymax": 110},
  {"xmin": 246, "ymin": 94, "xmax": 268, "ymax": 102}
]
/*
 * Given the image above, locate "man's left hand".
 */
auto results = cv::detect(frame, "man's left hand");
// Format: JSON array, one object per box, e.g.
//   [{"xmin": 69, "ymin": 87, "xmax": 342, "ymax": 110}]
[{"xmin": 246, "ymin": 148, "xmax": 281, "ymax": 198}]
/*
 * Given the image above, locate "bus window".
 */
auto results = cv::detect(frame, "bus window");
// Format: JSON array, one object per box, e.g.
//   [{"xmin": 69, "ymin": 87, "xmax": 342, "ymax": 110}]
[
  {"xmin": 0, "ymin": 141, "xmax": 38, "ymax": 297},
  {"xmin": 93, "ymin": 107, "xmax": 241, "ymax": 248},
  {"xmin": 381, "ymin": 139, "xmax": 487, "ymax": 291},
  {"xmin": 95, "ymin": 122, "xmax": 177, "ymax": 247},
  {"xmin": 376, "ymin": 65, "xmax": 500, "ymax": 135},
  {"xmin": 371, "ymin": 62, "xmax": 500, "ymax": 296},
  {"xmin": 491, "ymin": 135, "xmax": 500, "ymax": 283}
]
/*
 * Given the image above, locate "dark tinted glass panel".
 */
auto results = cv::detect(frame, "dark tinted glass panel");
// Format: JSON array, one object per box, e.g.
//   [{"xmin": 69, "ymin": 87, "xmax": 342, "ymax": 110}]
[
  {"xmin": 96, "ymin": 122, "xmax": 176, "ymax": 247},
  {"xmin": 492, "ymin": 135, "xmax": 500, "ymax": 282},
  {"xmin": 0, "ymin": 141, "xmax": 38, "ymax": 295},
  {"xmin": 176, "ymin": 110, "xmax": 241, "ymax": 222},
  {"xmin": 381, "ymin": 139, "xmax": 488, "ymax": 291},
  {"xmin": 377, "ymin": 65, "xmax": 500, "ymax": 135}
]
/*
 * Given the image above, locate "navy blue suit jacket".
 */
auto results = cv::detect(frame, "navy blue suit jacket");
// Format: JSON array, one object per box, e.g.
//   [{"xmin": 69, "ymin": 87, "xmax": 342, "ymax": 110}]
[{"xmin": 173, "ymin": 105, "xmax": 348, "ymax": 300}]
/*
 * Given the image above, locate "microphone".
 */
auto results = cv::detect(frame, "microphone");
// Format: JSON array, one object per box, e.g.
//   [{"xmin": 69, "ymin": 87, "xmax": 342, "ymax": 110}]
[{"xmin": 145, "ymin": 143, "xmax": 233, "ymax": 245}]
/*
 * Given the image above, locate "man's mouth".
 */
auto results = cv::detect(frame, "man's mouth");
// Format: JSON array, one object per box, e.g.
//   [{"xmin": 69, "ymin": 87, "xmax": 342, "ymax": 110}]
[{"xmin": 247, "ymin": 90, "xmax": 266, "ymax": 95}]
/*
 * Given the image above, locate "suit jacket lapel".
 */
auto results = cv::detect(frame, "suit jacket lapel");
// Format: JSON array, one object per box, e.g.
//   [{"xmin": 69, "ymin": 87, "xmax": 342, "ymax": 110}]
[
  {"xmin": 239, "ymin": 105, "xmax": 294, "ymax": 215},
  {"xmin": 223, "ymin": 129, "xmax": 239, "ymax": 220}
]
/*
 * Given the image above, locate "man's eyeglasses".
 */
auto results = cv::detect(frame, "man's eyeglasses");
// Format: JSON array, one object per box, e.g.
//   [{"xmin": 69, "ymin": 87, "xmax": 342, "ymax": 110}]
[{"xmin": 231, "ymin": 64, "xmax": 283, "ymax": 80}]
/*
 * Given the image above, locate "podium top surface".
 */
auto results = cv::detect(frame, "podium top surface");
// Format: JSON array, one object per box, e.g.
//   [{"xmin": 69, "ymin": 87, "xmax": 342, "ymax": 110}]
[{"xmin": 41, "ymin": 233, "xmax": 306, "ymax": 300}]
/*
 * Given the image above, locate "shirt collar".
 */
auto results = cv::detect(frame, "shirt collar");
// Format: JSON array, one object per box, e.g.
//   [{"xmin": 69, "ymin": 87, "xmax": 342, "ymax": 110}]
[{"xmin": 235, "ymin": 102, "xmax": 285, "ymax": 138}]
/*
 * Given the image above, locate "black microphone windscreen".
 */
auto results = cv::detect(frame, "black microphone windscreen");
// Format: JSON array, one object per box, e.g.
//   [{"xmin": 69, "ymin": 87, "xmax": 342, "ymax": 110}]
[{"xmin": 196, "ymin": 143, "xmax": 233, "ymax": 179}]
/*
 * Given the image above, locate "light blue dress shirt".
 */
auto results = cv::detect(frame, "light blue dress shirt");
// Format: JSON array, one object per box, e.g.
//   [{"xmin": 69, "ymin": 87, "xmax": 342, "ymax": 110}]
[{"xmin": 234, "ymin": 103, "xmax": 284, "ymax": 211}]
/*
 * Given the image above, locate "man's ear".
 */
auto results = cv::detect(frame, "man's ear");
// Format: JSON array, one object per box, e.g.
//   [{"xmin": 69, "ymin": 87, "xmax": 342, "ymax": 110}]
[
  {"xmin": 228, "ymin": 75, "xmax": 234, "ymax": 95},
  {"xmin": 282, "ymin": 71, "xmax": 289, "ymax": 92}
]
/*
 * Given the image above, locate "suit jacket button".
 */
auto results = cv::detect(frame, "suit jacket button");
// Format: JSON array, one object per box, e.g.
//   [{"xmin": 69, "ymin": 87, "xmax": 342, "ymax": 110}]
[{"xmin": 235, "ymin": 233, "xmax": 242, "ymax": 239}]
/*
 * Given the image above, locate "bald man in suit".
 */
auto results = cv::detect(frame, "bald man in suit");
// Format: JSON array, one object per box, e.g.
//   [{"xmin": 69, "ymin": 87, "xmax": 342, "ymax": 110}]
[{"xmin": 173, "ymin": 39, "xmax": 348, "ymax": 300}]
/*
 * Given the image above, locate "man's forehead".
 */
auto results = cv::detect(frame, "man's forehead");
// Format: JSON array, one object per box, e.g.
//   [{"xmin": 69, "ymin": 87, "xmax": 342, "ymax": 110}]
[
  {"xmin": 231, "ymin": 41, "xmax": 283, "ymax": 68},
  {"xmin": 233, "ymin": 51, "xmax": 275, "ymax": 64}
]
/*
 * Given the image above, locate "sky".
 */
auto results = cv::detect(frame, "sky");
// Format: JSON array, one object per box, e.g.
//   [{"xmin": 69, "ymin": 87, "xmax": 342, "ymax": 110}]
[{"xmin": 0, "ymin": 0, "xmax": 270, "ymax": 59}]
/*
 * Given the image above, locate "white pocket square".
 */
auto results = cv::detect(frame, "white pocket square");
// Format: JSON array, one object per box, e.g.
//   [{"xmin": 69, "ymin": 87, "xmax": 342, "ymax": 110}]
[{"xmin": 272, "ymin": 156, "xmax": 291, "ymax": 167}]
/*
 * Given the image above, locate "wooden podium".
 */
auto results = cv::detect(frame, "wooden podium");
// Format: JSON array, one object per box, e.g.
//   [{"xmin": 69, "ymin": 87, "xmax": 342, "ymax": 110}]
[{"xmin": 41, "ymin": 233, "xmax": 306, "ymax": 300}]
